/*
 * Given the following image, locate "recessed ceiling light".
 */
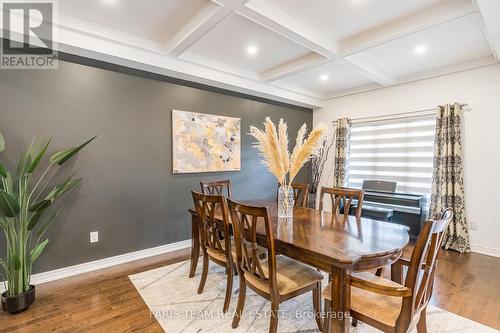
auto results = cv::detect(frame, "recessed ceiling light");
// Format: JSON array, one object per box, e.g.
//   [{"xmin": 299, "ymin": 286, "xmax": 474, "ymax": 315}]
[
  {"xmin": 246, "ymin": 45, "xmax": 258, "ymax": 56},
  {"xmin": 320, "ymin": 74, "xmax": 329, "ymax": 82},
  {"xmin": 102, "ymin": 0, "xmax": 119, "ymax": 5},
  {"xmin": 414, "ymin": 44, "xmax": 427, "ymax": 54}
]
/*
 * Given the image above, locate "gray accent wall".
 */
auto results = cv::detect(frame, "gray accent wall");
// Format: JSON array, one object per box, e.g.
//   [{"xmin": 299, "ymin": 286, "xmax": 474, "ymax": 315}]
[{"xmin": 0, "ymin": 57, "xmax": 312, "ymax": 273}]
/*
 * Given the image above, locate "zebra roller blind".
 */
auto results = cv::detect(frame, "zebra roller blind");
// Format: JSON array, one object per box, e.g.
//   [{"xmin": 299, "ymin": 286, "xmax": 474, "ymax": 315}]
[{"xmin": 348, "ymin": 114, "xmax": 436, "ymax": 196}]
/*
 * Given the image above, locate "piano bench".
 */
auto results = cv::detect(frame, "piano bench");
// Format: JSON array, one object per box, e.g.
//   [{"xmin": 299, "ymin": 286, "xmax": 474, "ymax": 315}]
[{"xmin": 360, "ymin": 205, "xmax": 393, "ymax": 222}]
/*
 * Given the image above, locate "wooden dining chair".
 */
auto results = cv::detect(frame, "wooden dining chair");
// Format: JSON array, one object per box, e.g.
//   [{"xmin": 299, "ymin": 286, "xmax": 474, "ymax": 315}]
[
  {"xmin": 319, "ymin": 186, "xmax": 386, "ymax": 277},
  {"xmin": 191, "ymin": 191, "xmax": 234, "ymax": 313},
  {"xmin": 200, "ymin": 179, "xmax": 232, "ymax": 197},
  {"xmin": 291, "ymin": 183, "xmax": 309, "ymax": 207},
  {"xmin": 228, "ymin": 199, "xmax": 323, "ymax": 333},
  {"xmin": 322, "ymin": 208, "xmax": 454, "ymax": 333},
  {"xmin": 318, "ymin": 186, "xmax": 364, "ymax": 218}
]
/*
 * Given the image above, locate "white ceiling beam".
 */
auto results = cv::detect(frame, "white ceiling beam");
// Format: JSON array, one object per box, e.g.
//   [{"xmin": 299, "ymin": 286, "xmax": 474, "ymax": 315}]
[
  {"xmin": 475, "ymin": 0, "xmax": 500, "ymax": 60},
  {"xmin": 239, "ymin": 0, "xmax": 489, "ymax": 89},
  {"xmin": 164, "ymin": 2, "xmax": 230, "ymax": 57},
  {"xmin": 164, "ymin": 0, "xmax": 250, "ymax": 57},
  {"xmin": 260, "ymin": 53, "xmax": 330, "ymax": 82},
  {"xmin": 330, "ymin": 0, "xmax": 478, "ymax": 87},
  {"xmin": 337, "ymin": 0, "xmax": 477, "ymax": 56},
  {"xmin": 239, "ymin": 0, "xmax": 397, "ymax": 86},
  {"xmin": 323, "ymin": 56, "xmax": 497, "ymax": 101},
  {"xmin": 237, "ymin": 1, "xmax": 338, "ymax": 59},
  {"xmin": 337, "ymin": 58, "xmax": 396, "ymax": 86}
]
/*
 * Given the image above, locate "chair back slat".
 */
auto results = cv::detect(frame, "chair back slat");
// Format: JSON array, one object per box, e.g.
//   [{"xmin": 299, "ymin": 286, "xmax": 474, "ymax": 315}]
[
  {"xmin": 318, "ymin": 186, "xmax": 364, "ymax": 218},
  {"xmin": 191, "ymin": 191, "xmax": 232, "ymax": 263},
  {"xmin": 291, "ymin": 183, "xmax": 309, "ymax": 207},
  {"xmin": 201, "ymin": 180, "xmax": 232, "ymax": 197},
  {"xmin": 398, "ymin": 208, "xmax": 454, "ymax": 325},
  {"xmin": 228, "ymin": 199, "xmax": 277, "ymax": 294}
]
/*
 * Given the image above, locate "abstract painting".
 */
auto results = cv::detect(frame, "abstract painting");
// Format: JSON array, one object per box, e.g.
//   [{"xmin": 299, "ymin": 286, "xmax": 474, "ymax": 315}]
[{"xmin": 172, "ymin": 110, "xmax": 241, "ymax": 173}]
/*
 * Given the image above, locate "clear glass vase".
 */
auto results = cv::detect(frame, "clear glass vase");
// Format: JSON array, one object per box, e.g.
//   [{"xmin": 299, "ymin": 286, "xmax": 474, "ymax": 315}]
[{"xmin": 278, "ymin": 185, "xmax": 294, "ymax": 218}]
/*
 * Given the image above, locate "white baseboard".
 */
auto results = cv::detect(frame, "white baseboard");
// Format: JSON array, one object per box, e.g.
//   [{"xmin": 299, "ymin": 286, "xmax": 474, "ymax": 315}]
[
  {"xmin": 470, "ymin": 244, "xmax": 500, "ymax": 258},
  {"xmin": 0, "ymin": 239, "xmax": 191, "ymax": 293}
]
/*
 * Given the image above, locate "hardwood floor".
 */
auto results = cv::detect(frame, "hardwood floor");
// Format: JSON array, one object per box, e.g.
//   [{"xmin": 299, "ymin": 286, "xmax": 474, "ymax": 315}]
[{"xmin": 1, "ymin": 247, "xmax": 499, "ymax": 332}]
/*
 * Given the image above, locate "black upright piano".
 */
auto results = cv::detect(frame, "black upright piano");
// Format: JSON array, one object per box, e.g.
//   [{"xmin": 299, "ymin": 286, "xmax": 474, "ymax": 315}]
[{"xmin": 349, "ymin": 180, "xmax": 426, "ymax": 240}]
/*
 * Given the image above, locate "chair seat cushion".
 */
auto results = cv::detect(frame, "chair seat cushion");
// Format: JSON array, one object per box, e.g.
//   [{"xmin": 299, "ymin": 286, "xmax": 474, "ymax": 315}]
[
  {"xmin": 246, "ymin": 256, "xmax": 323, "ymax": 296},
  {"xmin": 207, "ymin": 240, "xmax": 266, "ymax": 263},
  {"xmin": 323, "ymin": 272, "xmax": 403, "ymax": 327}
]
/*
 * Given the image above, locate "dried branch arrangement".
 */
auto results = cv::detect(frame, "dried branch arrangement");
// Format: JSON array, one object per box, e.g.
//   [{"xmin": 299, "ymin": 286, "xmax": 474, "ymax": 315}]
[
  {"xmin": 249, "ymin": 117, "xmax": 326, "ymax": 187},
  {"xmin": 308, "ymin": 125, "xmax": 335, "ymax": 194}
]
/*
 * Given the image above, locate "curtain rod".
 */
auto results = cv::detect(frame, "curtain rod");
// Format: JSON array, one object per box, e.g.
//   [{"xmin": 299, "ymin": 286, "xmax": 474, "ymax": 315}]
[{"xmin": 331, "ymin": 103, "xmax": 470, "ymax": 126}]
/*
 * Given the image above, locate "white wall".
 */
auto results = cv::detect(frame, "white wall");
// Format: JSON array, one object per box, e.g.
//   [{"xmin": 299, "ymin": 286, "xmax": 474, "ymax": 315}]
[{"xmin": 313, "ymin": 64, "xmax": 500, "ymax": 257}]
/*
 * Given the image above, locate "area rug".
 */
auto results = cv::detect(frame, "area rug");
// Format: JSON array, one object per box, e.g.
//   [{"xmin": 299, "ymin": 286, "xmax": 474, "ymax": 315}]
[{"xmin": 129, "ymin": 260, "xmax": 497, "ymax": 333}]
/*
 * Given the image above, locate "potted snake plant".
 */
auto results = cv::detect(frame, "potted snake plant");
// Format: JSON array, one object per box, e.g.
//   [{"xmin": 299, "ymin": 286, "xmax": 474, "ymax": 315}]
[{"xmin": 0, "ymin": 132, "xmax": 95, "ymax": 314}]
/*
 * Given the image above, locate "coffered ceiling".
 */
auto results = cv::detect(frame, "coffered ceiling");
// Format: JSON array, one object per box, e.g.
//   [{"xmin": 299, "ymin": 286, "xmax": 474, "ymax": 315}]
[{"xmin": 4, "ymin": 0, "xmax": 499, "ymax": 108}]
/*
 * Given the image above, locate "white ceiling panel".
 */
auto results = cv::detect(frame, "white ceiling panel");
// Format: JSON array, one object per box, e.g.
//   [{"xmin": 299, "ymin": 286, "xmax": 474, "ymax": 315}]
[
  {"xmin": 59, "ymin": 0, "xmax": 210, "ymax": 42},
  {"xmin": 182, "ymin": 13, "xmax": 313, "ymax": 74},
  {"xmin": 346, "ymin": 14, "xmax": 492, "ymax": 78},
  {"xmin": 274, "ymin": 61, "xmax": 377, "ymax": 95},
  {"xmin": 260, "ymin": 0, "xmax": 446, "ymax": 42},
  {"xmin": 52, "ymin": 0, "xmax": 498, "ymax": 104}
]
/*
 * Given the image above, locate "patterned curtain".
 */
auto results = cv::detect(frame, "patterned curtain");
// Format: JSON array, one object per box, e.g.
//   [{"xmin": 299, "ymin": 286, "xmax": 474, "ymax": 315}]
[
  {"xmin": 429, "ymin": 103, "xmax": 470, "ymax": 253},
  {"xmin": 333, "ymin": 118, "xmax": 351, "ymax": 187}
]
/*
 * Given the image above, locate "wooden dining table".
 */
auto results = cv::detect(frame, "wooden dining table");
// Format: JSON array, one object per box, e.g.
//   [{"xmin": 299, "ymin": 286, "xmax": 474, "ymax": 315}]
[{"xmin": 188, "ymin": 201, "xmax": 410, "ymax": 333}]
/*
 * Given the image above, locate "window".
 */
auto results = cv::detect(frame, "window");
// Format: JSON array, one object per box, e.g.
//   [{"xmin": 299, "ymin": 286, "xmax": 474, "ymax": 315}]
[{"xmin": 348, "ymin": 114, "xmax": 436, "ymax": 197}]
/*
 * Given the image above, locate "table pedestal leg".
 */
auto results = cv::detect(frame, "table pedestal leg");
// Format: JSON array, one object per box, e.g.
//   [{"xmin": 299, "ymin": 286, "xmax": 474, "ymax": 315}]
[
  {"xmin": 189, "ymin": 214, "xmax": 200, "ymax": 278},
  {"xmin": 328, "ymin": 266, "xmax": 350, "ymax": 333}
]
